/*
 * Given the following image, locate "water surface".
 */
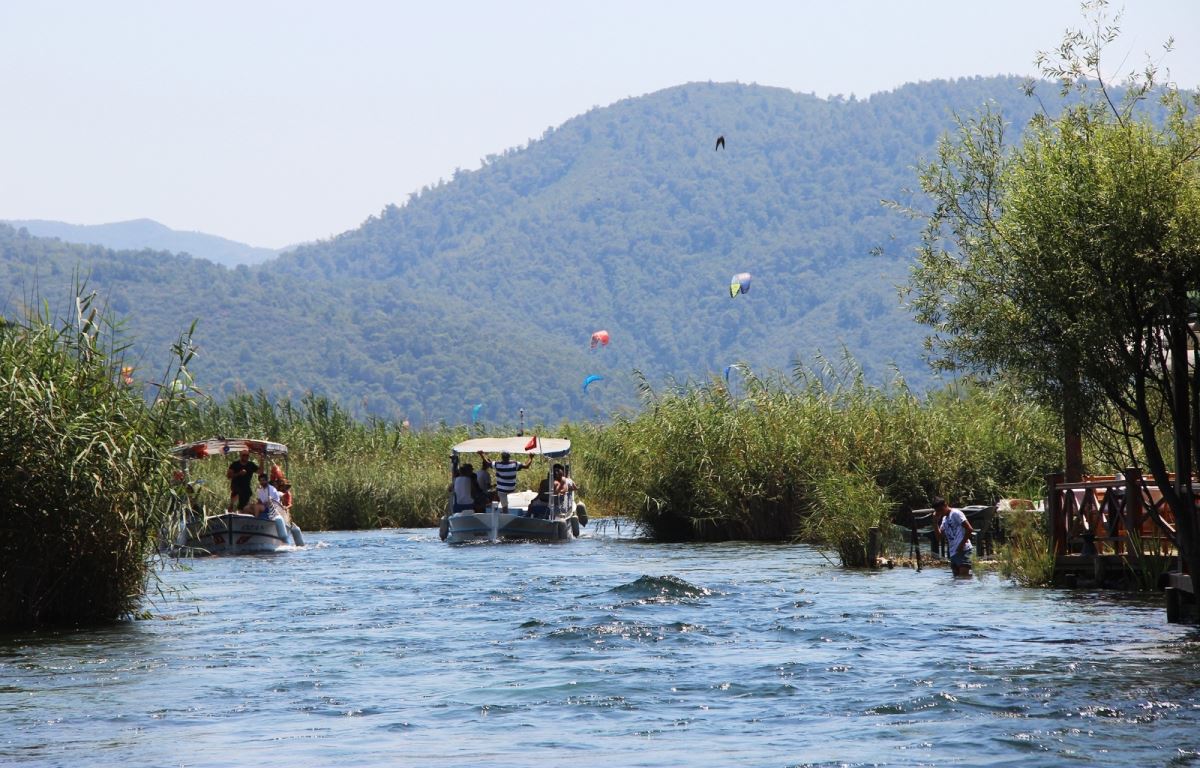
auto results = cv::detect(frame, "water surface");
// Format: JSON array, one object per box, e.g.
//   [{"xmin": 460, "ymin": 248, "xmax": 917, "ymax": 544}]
[{"xmin": 3, "ymin": 527, "xmax": 1200, "ymax": 766}]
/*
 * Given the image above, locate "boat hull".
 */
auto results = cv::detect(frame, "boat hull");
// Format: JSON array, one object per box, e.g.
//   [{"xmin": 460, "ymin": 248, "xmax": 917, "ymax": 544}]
[
  {"xmin": 445, "ymin": 509, "xmax": 578, "ymax": 544},
  {"xmin": 179, "ymin": 513, "xmax": 295, "ymax": 555}
]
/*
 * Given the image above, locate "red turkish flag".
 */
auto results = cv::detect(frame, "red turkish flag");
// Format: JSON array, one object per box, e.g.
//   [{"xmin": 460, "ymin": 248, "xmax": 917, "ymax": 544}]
[{"xmin": 524, "ymin": 435, "xmax": 538, "ymax": 451}]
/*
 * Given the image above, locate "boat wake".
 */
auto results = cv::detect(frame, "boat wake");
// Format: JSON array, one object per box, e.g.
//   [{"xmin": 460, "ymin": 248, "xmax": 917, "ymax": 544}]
[{"xmin": 607, "ymin": 574, "xmax": 713, "ymax": 604}]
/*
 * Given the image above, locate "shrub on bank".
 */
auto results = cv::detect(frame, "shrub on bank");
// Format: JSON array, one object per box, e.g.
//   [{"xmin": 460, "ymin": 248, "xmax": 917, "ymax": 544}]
[{"xmin": 997, "ymin": 504, "xmax": 1056, "ymax": 586}]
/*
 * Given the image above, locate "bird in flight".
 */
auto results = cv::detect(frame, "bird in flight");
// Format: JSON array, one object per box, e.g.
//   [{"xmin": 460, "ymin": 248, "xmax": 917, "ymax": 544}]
[{"xmin": 715, "ymin": 135, "xmax": 725, "ymax": 150}]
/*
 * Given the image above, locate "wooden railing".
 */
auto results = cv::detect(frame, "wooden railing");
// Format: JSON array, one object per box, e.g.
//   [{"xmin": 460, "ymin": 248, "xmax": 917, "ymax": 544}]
[{"xmin": 1047, "ymin": 469, "xmax": 1179, "ymax": 557}]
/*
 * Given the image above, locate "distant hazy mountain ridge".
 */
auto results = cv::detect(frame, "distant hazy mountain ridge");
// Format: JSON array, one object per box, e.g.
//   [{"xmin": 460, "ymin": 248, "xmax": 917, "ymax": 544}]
[
  {"xmin": 2, "ymin": 218, "xmax": 279, "ymax": 267},
  {"xmin": 0, "ymin": 77, "xmax": 1057, "ymax": 425}
]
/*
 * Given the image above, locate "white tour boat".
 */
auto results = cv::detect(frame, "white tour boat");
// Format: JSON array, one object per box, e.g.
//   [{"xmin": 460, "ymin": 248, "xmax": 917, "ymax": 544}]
[
  {"xmin": 441, "ymin": 436, "xmax": 588, "ymax": 544},
  {"xmin": 165, "ymin": 437, "xmax": 304, "ymax": 555}
]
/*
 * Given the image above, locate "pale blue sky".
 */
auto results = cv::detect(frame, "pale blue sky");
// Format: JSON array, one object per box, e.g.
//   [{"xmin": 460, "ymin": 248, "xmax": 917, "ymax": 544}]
[{"xmin": 1, "ymin": 0, "xmax": 1195, "ymax": 248}]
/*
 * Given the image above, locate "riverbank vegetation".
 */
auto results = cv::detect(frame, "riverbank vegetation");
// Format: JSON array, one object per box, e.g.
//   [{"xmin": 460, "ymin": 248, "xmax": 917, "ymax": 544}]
[
  {"xmin": 580, "ymin": 362, "xmax": 1062, "ymax": 563},
  {"xmin": 0, "ymin": 293, "xmax": 192, "ymax": 627}
]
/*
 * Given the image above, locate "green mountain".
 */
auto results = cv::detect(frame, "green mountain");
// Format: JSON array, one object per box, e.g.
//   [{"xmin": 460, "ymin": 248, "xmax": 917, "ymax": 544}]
[
  {"xmin": 0, "ymin": 77, "xmax": 1053, "ymax": 426},
  {"xmin": 1, "ymin": 218, "xmax": 280, "ymax": 267}
]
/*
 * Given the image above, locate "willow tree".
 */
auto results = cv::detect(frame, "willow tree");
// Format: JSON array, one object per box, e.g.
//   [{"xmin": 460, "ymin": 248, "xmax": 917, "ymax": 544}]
[{"xmin": 906, "ymin": 3, "xmax": 1200, "ymax": 582}]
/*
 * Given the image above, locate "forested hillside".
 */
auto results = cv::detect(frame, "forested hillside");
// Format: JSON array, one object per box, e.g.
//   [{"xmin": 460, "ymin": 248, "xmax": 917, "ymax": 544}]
[{"xmin": 0, "ymin": 77, "xmax": 1053, "ymax": 426}]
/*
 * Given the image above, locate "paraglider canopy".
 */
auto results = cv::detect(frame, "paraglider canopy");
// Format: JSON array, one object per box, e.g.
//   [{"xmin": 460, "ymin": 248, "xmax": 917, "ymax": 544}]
[
  {"xmin": 589, "ymin": 330, "xmax": 611, "ymax": 350},
  {"xmin": 582, "ymin": 374, "xmax": 604, "ymax": 393},
  {"xmin": 730, "ymin": 272, "xmax": 752, "ymax": 298}
]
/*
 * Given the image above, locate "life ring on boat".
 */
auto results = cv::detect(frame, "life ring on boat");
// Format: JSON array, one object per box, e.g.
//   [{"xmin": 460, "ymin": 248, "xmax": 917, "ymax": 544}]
[
  {"xmin": 570, "ymin": 516, "xmax": 580, "ymax": 538},
  {"xmin": 575, "ymin": 502, "xmax": 588, "ymax": 527},
  {"xmin": 439, "ymin": 516, "xmax": 449, "ymax": 541}
]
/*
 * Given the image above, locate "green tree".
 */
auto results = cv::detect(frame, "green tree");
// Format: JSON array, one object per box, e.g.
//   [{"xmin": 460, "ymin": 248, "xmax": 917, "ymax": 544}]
[{"xmin": 906, "ymin": 2, "xmax": 1200, "ymax": 583}]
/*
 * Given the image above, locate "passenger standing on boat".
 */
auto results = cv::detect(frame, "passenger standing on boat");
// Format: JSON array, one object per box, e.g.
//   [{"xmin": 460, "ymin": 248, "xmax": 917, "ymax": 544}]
[
  {"xmin": 933, "ymin": 497, "xmax": 974, "ymax": 577},
  {"xmin": 475, "ymin": 463, "xmax": 495, "ymax": 505},
  {"xmin": 479, "ymin": 451, "xmax": 532, "ymax": 513},
  {"xmin": 226, "ymin": 450, "xmax": 258, "ymax": 512},
  {"xmin": 450, "ymin": 465, "xmax": 486, "ymax": 513},
  {"xmin": 556, "ymin": 466, "xmax": 576, "ymax": 496}
]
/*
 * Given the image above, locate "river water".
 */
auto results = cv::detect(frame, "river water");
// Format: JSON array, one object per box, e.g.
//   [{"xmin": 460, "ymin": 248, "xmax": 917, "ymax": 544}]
[{"xmin": 3, "ymin": 525, "xmax": 1200, "ymax": 767}]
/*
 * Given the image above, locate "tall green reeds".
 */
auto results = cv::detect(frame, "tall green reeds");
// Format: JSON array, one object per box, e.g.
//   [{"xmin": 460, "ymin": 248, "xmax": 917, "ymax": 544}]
[
  {"xmin": 0, "ymin": 291, "xmax": 193, "ymax": 626},
  {"xmin": 801, "ymin": 468, "xmax": 895, "ymax": 567},
  {"xmin": 582, "ymin": 360, "xmax": 1062, "ymax": 563},
  {"xmin": 997, "ymin": 505, "xmax": 1055, "ymax": 586}
]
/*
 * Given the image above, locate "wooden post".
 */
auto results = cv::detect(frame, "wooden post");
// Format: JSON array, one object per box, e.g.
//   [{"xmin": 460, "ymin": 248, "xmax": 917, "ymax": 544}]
[
  {"xmin": 1125, "ymin": 467, "xmax": 1143, "ymax": 558},
  {"xmin": 1047, "ymin": 472, "xmax": 1065, "ymax": 557},
  {"xmin": 1065, "ymin": 427, "xmax": 1084, "ymax": 483},
  {"xmin": 1166, "ymin": 587, "xmax": 1181, "ymax": 624},
  {"xmin": 912, "ymin": 517, "xmax": 922, "ymax": 572}
]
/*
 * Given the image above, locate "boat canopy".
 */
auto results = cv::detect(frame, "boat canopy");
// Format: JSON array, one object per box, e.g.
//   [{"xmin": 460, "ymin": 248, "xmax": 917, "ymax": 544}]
[
  {"xmin": 451, "ymin": 436, "xmax": 571, "ymax": 459},
  {"xmin": 171, "ymin": 437, "xmax": 289, "ymax": 461}
]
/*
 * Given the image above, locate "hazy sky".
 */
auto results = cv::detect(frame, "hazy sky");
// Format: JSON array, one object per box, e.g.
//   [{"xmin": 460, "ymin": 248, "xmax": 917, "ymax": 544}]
[{"xmin": 1, "ymin": 1, "xmax": 1196, "ymax": 248}]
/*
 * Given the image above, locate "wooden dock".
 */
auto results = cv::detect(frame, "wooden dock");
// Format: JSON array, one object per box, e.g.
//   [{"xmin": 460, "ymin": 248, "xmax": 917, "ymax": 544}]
[{"xmin": 1048, "ymin": 471, "xmax": 1196, "ymax": 623}]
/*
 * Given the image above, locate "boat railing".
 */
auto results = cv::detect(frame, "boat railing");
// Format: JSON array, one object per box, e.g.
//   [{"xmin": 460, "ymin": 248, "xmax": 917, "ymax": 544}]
[{"xmin": 550, "ymin": 490, "xmax": 575, "ymax": 518}]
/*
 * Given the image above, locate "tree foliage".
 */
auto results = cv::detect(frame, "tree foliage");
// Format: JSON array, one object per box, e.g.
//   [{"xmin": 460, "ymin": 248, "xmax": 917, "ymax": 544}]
[{"xmin": 906, "ymin": 1, "xmax": 1200, "ymax": 580}]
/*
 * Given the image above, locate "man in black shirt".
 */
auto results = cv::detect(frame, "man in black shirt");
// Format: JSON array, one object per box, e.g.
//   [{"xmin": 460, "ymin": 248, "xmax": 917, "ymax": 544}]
[{"xmin": 226, "ymin": 450, "xmax": 258, "ymax": 512}]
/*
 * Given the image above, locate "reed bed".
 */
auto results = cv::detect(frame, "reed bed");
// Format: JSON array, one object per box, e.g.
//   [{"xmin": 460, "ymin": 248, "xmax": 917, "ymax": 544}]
[
  {"xmin": 580, "ymin": 362, "xmax": 1062, "ymax": 562},
  {"xmin": 0, "ymin": 294, "xmax": 191, "ymax": 627},
  {"xmin": 996, "ymin": 503, "xmax": 1056, "ymax": 586}
]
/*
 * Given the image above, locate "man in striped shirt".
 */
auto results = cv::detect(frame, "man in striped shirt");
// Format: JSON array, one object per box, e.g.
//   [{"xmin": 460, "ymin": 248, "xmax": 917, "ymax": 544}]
[{"xmin": 479, "ymin": 450, "xmax": 533, "ymax": 513}]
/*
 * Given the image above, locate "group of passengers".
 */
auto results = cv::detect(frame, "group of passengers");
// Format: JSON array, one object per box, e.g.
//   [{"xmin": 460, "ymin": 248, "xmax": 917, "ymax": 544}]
[
  {"xmin": 226, "ymin": 449, "xmax": 293, "ymax": 519},
  {"xmin": 449, "ymin": 451, "xmax": 575, "ymax": 518}
]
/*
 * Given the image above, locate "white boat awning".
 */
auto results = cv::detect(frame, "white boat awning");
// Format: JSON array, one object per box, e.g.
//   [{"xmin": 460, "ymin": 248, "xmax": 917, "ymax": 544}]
[
  {"xmin": 451, "ymin": 436, "xmax": 571, "ymax": 458},
  {"xmin": 171, "ymin": 437, "xmax": 289, "ymax": 460}
]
